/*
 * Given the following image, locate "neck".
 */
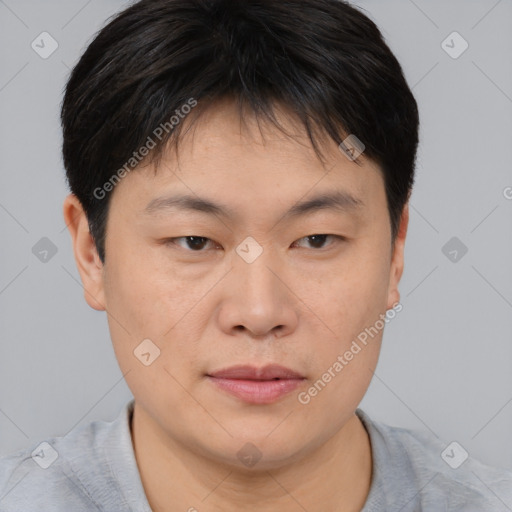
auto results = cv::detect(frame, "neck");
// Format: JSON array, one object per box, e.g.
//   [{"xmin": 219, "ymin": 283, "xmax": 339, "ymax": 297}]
[{"xmin": 130, "ymin": 404, "xmax": 373, "ymax": 512}]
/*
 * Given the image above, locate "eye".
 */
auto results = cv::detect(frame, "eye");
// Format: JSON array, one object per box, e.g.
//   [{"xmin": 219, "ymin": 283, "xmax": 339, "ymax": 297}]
[
  {"xmin": 164, "ymin": 234, "xmax": 344, "ymax": 252},
  {"xmin": 166, "ymin": 236, "xmax": 218, "ymax": 251},
  {"xmin": 291, "ymin": 234, "xmax": 343, "ymax": 250}
]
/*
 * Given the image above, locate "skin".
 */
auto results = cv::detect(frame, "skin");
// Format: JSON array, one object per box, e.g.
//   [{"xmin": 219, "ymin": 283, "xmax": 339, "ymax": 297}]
[{"xmin": 63, "ymin": 99, "xmax": 408, "ymax": 512}]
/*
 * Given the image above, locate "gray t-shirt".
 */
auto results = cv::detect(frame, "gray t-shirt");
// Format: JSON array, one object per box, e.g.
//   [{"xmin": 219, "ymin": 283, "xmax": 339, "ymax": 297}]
[{"xmin": 1, "ymin": 399, "xmax": 511, "ymax": 511}]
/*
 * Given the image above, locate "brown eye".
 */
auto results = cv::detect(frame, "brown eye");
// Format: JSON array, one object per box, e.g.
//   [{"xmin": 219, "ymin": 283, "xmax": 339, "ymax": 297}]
[
  {"xmin": 168, "ymin": 236, "xmax": 215, "ymax": 251},
  {"xmin": 292, "ymin": 234, "xmax": 340, "ymax": 250}
]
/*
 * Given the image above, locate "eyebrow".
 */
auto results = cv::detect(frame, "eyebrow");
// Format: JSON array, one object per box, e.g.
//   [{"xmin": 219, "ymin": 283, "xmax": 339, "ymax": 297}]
[{"xmin": 143, "ymin": 190, "xmax": 364, "ymax": 220}]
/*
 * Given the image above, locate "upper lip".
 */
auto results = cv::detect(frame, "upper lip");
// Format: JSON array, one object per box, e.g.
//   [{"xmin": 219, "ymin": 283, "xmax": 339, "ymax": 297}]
[{"xmin": 208, "ymin": 364, "xmax": 304, "ymax": 380}]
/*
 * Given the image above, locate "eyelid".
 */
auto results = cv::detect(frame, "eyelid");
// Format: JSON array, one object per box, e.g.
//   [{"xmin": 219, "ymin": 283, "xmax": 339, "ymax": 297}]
[
  {"xmin": 164, "ymin": 234, "xmax": 346, "ymax": 252},
  {"xmin": 292, "ymin": 234, "xmax": 345, "ymax": 249},
  {"xmin": 165, "ymin": 236, "xmax": 218, "ymax": 251}
]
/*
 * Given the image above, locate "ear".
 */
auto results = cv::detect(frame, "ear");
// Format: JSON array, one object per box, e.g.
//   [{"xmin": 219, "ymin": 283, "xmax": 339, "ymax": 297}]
[
  {"xmin": 62, "ymin": 194, "xmax": 106, "ymax": 311},
  {"xmin": 386, "ymin": 203, "xmax": 409, "ymax": 310}
]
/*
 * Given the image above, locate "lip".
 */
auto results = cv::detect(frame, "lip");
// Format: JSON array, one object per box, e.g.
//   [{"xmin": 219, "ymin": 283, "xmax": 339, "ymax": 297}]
[
  {"xmin": 207, "ymin": 364, "xmax": 305, "ymax": 404},
  {"xmin": 209, "ymin": 364, "xmax": 304, "ymax": 380}
]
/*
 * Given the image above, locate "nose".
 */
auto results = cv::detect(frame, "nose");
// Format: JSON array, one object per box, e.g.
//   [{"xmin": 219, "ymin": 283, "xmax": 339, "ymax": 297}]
[{"xmin": 216, "ymin": 247, "xmax": 299, "ymax": 340}]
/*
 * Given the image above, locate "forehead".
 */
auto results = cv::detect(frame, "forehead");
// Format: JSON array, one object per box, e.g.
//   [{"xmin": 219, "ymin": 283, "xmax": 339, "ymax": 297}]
[{"xmin": 109, "ymin": 100, "xmax": 386, "ymax": 220}]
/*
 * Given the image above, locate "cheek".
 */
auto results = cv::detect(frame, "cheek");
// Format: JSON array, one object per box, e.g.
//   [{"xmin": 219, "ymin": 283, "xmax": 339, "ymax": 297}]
[
  {"xmin": 101, "ymin": 252, "xmax": 207, "ymax": 406},
  {"xmin": 102, "ymin": 245, "xmax": 217, "ymax": 377},
  {"xmin": 295, "ymin": 254, "xmax": 389, "ymax": 421},
  {"xmin": 103, "ymin": 242, "xmax": 197, "ymax": 330},
  {"xmin": 307, "ymin": 245, "xmax": 391, "ymax": 333},
  {"xmin": 295, "ymin": 242, "xmax": 390, "ymax": 392}
]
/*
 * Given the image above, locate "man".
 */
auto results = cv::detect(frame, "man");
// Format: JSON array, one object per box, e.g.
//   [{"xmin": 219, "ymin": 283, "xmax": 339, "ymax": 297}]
[{"xmin": 1, "ymin": 0, "xmax": 511, "ymax": 510}]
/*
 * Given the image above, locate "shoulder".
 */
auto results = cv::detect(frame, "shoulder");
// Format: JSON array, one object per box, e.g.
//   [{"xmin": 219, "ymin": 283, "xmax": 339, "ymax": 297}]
[
  {"xmin": 356, "ymin": 408, "xmax": 512, "ymax": 512},
  {"xmin": 0, "ymin": 426, "xmax": 102, "ymax": 511},
  {"xmin": 0, "ymin": 401, "xmax": 138, "ymax": 512}
]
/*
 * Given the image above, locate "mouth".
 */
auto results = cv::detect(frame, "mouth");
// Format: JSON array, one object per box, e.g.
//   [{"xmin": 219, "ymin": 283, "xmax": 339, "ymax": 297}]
[{"xmin": 206, "ymin": 364, "xmax": 305, "ymax": 404}]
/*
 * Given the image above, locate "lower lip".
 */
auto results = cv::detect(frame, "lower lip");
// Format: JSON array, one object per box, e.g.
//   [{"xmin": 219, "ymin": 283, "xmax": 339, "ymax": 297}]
[{"xmin": 207, "ymin": 377, "xmax": 304, "ymax": 404}]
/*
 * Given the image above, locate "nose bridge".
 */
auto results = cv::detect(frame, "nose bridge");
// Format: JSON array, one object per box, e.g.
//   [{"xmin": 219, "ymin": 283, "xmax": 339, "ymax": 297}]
[
  {"xmin": 217, "ymin": 238, "xmax": 298, "ymax": 337},
  {"xmin": 234, "ymin": 238, "xmax": 282, "ymax": 307}
]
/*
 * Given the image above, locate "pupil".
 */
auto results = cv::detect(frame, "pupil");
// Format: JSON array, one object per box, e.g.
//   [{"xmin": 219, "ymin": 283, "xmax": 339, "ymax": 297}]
[
  {"xmin": 309, "ymin": 235, "xmax": 327, "ymax": 248},
  {"xmin": 188, "ymin": 236, "xmax": 206, "ymax": 250}
]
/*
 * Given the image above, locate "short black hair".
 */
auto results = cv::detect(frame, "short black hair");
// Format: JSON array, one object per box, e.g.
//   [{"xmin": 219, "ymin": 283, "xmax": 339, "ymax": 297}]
[{"xmin": 61, "ymin": 0, "xmax": 419, "ymax": 263}]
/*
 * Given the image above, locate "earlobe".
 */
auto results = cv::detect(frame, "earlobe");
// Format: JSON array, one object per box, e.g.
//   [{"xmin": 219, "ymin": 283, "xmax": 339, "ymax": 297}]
[
  {"xmin": 386, "ymin": 204, "xmax": 409, "ymax": 310},
  {"xmin": 62, "ymin": 194, "xmax": 106, "ymax": 311}
]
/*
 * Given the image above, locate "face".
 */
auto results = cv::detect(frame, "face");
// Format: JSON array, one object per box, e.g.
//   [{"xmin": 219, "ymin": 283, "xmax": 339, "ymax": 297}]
[{"xmin": 64, "ymin": 99, "xmax": 407, "ymax": 470}]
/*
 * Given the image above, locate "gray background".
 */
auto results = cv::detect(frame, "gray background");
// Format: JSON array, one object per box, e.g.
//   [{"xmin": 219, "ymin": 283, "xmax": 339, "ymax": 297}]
[{"xmin": 1, "ymin": 0, "xmax": 511, "ymax": 472}]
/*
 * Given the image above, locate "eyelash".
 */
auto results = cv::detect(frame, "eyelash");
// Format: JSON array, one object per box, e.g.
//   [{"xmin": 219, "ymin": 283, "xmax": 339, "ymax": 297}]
[{"xmin": 164, "ymin": 234, "xmax": 345, "ymax": 252}]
